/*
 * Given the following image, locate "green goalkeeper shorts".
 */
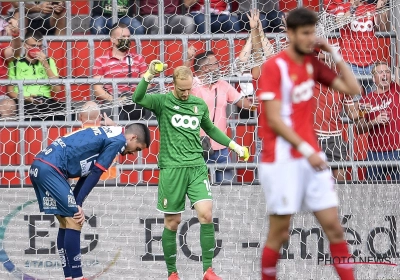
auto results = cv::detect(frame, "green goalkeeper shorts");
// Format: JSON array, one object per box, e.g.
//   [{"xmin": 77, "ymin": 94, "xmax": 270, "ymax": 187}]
[{"xmin": 157, "ymin": 165, "xmax": 212, "ymax": 213}]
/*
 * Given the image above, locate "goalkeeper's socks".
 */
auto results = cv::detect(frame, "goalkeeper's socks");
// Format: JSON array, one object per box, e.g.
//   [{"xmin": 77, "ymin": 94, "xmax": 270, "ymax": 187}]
[
  {"xmin": 64, "ymin": 229, "xmax": 83, "ymax": 279},
  {"xmin": 162, "ymin": 228, "xmax": 178, "ymax": 275},
  {"xmin": 330, "ymin": 242, "xmax": 355, "ymax": 280},
  {"xmin": 261, "ymin": 246, "xmax": 279, "ymax": 280},
  {"xmin": 200, "ymin": 223, "xmax": 215, "ymax": 272},
  {"xmin": 57, "ymin": 228, "xmax": 72, "ymax": 279}
]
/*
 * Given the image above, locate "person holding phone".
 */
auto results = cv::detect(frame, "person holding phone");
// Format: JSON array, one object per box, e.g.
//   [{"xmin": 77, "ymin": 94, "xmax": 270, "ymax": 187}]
[
  {"xmin": 9, "ymin": 1, "xmax": 66, "ymax": 35},
  {"xmin": 8, "ymin": 30, "xmax": 65, "ymax": 120}
]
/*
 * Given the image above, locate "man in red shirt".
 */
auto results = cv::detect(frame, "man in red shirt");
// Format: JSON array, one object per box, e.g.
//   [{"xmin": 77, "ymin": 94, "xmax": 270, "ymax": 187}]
[
  {"xmin": 314, "ymin": 49, "xmax": 359, "ymax": 181},
  {"xmin": 257, "ymin": 8, "xmax": 360, "ymax": 280},
  {"xmin": 93, "ymin": 23, "xmax": 147, "ymax": 121},
  {"xmin": 330, "ymin": 0, "xmax": 389, "ymax": 93},
  {"xmin": 0, "ymin": 15, "xmax": 20, "ymax": 118},
  {"xmin": 355, "ymin": 61, "xmax": 400, "ymax": 181}
]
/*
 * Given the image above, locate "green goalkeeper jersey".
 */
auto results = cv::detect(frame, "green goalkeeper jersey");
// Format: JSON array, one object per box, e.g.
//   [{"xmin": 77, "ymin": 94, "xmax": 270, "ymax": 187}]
[{"xmin": 133, "ymin": 79, "xmax": 231, "ymax": 168}]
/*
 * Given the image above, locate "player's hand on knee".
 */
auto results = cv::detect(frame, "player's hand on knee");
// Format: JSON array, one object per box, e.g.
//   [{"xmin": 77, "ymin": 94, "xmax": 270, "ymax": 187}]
[
  {"xmin": 308, "ymin": 153, "xmax": 328, "ymax": 172},
  {"xmin": 73, "ymin": 205, "xmax": 85, "ymax": 225},
  {"xmin": 144, "ymin": 60, "xmax": 168, "ymax": 82}
]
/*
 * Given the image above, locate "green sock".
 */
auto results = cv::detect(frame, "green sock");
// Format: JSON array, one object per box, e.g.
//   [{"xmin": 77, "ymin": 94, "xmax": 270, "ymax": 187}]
[
  {"xmin": 200, "ymin": 223, "xmax": 215, "ymax": 272},
  {"xmin": 162, "ymin": 227, "xmax": 177, "ymax": 275}
]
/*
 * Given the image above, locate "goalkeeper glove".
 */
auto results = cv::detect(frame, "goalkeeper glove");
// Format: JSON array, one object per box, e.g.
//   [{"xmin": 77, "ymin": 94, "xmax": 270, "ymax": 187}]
[
  {"xmin": 229, "ymin": 141, "xmax": 250, "ymax": 161},
  {"xmin": 143, "ymin": 60, "xmax": 168, "ymax": 82}
]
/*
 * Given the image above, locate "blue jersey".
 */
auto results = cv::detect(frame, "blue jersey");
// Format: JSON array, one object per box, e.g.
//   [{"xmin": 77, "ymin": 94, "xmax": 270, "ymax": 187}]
[{"xmin": 35, "ymin": 126, "xmax": 126, "ymax": 178}]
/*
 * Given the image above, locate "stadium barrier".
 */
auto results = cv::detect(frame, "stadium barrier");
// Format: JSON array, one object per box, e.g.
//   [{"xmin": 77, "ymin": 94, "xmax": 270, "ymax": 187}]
[{"xmin": 0, "ymin": 184, "xmax": 398, "ymax": 279}]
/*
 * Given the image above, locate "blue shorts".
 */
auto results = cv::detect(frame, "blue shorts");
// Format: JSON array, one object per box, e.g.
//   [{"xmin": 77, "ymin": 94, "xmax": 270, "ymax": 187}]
[{"xmin": 29, "ymin": 160, "xmax": 78, "ymax": 217}]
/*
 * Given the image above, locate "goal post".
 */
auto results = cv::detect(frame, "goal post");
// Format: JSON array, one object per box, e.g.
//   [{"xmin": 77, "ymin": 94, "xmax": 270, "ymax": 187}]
[{"xmin": 0, "ymin": 0, "xmax": 400, "ymax": 279}]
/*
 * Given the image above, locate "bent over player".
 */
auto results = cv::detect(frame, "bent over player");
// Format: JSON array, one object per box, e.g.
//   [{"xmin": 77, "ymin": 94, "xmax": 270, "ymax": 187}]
[
  {"xmin": 256, "ymin": 8, "xmax": 360, "ymax": 280},
  {"xmin": 29, "ymin": 124, "xmax": 150, "ymax": 280},
  {"xmin": 133, "ymin": 63, "xmax": 249, "ymax": 280}
]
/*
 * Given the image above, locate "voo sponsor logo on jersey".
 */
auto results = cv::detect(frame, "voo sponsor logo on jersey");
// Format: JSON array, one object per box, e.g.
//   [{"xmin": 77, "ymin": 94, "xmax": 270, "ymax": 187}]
[
  {"xmin": 171, "ymin": 114, "xmax": 199, "ymax": 130},
  {"xmin": 292, "ymin": 79, "xmax": 315, "ymax": 103},
  {"xmin": 350, "ymin": 20, "xmax": 373, "ymax": 32}
]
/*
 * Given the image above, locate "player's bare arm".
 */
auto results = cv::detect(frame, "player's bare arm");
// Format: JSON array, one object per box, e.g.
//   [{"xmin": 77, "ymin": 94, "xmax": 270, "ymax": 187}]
[
  {"xmin": 315, "ymin": 38, "xmax": 361, "ymax": 96},
  {"xmin": 265, "ymin": 98, "xmax": 327, "ymax": 171}
]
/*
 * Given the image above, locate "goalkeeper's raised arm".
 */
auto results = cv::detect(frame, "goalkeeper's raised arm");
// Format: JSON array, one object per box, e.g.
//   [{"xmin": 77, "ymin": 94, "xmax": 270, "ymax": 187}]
[
  {"xmin": 132, "ymin": 60, "xmax": 168, "ymax": 112},
  {"xmin": 132, "ymin": 62, "xmax": 250, "ymax": 165}
]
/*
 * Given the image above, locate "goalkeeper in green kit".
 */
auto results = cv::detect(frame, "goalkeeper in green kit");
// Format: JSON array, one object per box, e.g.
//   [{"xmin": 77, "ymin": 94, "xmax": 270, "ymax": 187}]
[{"xmin": 133, "ymin": 61, "xmax": 250, "ymax": 280}]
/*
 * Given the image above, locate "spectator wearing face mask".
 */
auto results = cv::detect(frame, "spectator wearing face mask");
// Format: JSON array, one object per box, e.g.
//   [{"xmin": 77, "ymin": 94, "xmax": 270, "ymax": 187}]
[
  {"xmin": 93, "ymin": 23, "xmax": 148, "ymax": 120},
  {"xmin": 185, "ymin": 50, "xmax": 256, "ymax": 183},
  {"xmin": 8, "ymin": 30, "xmax": 65, "ymax": 121}
]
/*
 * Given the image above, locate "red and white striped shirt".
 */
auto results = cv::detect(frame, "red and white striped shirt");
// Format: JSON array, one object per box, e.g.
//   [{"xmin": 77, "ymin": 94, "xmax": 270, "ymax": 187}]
[
  {"xmin": 93, "ymin": 49, "xmax": 147, "ymax": 95},
  {"xmin": 256, "ymin": 51, "xmax": 337, "ymax": 163}
]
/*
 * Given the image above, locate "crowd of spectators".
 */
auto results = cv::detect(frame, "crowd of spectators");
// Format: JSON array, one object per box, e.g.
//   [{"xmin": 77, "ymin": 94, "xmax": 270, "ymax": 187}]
[{"xmin": 0, "ymin": 0, "xmax": 398, "ymax": 182}]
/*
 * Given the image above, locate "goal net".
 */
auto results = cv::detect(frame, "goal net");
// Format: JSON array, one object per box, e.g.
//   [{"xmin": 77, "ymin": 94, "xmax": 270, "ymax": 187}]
[{"xmin": 0, "ymin": 0, "xmax": 400, "ymax": 279}]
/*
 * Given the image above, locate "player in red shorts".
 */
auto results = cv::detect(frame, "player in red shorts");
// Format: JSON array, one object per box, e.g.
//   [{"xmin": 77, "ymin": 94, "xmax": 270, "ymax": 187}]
[{"xmin": 256, "ymin": 8, "xmax": 360, "ymax": 280}]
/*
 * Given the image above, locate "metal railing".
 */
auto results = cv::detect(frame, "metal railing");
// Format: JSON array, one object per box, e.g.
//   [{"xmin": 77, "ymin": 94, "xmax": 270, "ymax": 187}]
[{"xmin": 1, "ymin": 114, "xmax": 400, "ymax": 186}]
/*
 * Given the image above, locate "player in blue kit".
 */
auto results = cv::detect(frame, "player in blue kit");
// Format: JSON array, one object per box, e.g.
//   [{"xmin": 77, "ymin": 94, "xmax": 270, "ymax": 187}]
[{"xmin": 29, "ymin": 124, "xmax": 150, "ymax": 280}]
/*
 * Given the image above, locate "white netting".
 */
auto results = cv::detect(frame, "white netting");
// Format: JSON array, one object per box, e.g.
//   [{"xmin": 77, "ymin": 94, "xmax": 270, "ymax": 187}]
[{"xmin": 0, "ymin": 0, "xmax": 400, "ymax": 279}]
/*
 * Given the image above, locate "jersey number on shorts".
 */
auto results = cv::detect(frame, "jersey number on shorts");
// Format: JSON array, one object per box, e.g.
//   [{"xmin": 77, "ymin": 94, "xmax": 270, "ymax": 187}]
[{"xmin": 203, "ymin": 180, "xmax": 212, "ymax": 196}]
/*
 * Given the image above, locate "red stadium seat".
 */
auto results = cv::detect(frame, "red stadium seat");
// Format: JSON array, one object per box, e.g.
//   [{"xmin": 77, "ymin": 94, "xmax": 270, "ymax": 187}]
[
  {"xmin": 71, "ymin": 1, "xmax": 90, "ymax": 15},
  {"xmin": 164, "ymin": 40, "xmax": 184, "ymax": 76},
  {"xmin": 24, "ymin": 127, "xmax": 43, "ymax": 165},
  {"xmin": 0, "ymin": 127, "xmax": 20, "ymax": 166},
  {"xmin": 235, "ymin": 125, "xmax": 257, "ymax": 183}
]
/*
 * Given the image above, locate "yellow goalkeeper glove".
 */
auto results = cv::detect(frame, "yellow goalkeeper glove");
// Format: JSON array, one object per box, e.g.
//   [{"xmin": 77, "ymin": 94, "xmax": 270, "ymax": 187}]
[
  {"xmin": 143, "ymin": 60, "xmax": 168, "ymax": 82},
  {"xmin": 229, "ymin": 141, "xmax": 250, "ymax": 161}
]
